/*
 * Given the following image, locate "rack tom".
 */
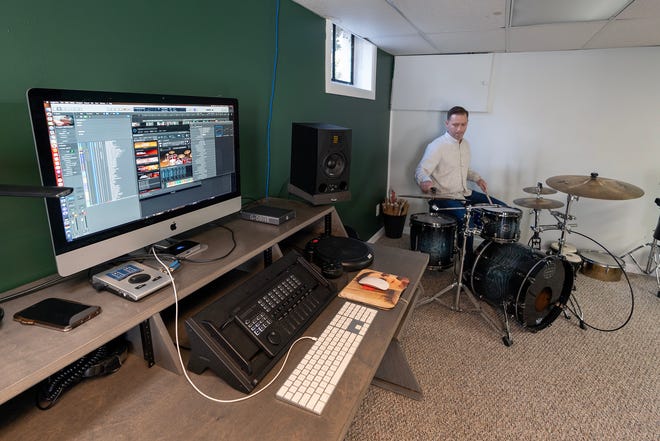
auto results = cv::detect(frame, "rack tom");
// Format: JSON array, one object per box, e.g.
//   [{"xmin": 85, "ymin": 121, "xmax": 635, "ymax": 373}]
[{"xmin": 474, "ymin": 206, "xmax": 522, "ymax": 243}]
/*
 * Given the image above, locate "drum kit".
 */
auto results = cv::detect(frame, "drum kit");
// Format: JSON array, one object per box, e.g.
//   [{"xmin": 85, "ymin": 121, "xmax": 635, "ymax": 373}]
[{"xmin": 409, "ymin": 172, "xmax": 645, "ymax": 346}]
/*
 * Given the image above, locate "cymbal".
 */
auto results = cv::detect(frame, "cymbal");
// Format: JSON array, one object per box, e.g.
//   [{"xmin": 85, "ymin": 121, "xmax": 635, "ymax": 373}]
[
  {"xmin": 546, "ymin": 173, "xmax": 644, "ymax": 200},
  {"xmin": 522, "ymin": 186, "xmax": 557, "ymax": 195},
  {"xmin": 513, "ymin": 197, "xmax": 564, "ymax": 209}
]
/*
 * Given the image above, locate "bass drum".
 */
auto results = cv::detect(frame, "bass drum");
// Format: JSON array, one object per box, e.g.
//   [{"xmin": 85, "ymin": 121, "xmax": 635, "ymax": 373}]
[{"xmin": 469, "ymin": 242, "xmax": 573, "ymax": 331}]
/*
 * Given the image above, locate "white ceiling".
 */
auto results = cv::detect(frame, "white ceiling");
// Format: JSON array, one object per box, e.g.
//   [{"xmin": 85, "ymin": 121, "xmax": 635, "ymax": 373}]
[{"xmin": 292, "ymin": 0, "xmax": 660, "ymax": 55}]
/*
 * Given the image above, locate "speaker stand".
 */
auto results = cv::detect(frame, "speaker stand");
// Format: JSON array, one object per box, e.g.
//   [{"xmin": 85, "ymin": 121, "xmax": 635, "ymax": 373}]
[{"xmin": 288, "ymin": 183, "xmax": 351, "ymax": 206}]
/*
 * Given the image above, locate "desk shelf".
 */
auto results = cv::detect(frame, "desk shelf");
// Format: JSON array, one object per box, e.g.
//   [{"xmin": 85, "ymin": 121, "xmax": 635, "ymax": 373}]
[{"xmin": 0, "ymin": 199, "xmax": 428, "ymax": 441}]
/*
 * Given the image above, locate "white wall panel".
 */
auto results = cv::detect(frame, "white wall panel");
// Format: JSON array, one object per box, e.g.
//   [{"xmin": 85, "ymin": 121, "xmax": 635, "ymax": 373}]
[
  {"xmin": 391, "ymin": 53, "xmax": 493, "ymax": 111},
  {"xmin": 388, "ymin": 47, "xmax": 660, "ymax": 269}
]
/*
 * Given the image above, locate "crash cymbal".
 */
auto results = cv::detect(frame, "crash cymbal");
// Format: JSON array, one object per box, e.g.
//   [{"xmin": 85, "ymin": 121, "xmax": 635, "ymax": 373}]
[
  {"xmin": 522, "ymin": 185, "xmax": 557, "ymax": 195},
  {"xmin": 513, "ymin": 197, "xmax": 564, "ymax": 209},
  {"xmin": 546, "ymin": 173, "xmax": 644, "ymax": 200}
]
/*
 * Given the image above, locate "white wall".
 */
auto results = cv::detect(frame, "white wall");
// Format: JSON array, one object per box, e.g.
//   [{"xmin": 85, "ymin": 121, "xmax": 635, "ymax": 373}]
[{"xmin": 389, "ymin": 47, "xmax": 660, "ymax": 268}]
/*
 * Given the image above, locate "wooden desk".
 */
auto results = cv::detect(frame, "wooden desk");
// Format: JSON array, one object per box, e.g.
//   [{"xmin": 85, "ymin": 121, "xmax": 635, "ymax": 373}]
[{"xmin": 0, "ymin": 199, "xmax": 428, "ymax": 440}]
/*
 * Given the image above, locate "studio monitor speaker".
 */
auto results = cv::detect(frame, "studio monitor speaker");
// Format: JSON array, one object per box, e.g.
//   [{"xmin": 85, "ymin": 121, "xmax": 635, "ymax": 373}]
[{"xmin": 288, "ymin": 122, "xmax": 351, "ymax": 205}]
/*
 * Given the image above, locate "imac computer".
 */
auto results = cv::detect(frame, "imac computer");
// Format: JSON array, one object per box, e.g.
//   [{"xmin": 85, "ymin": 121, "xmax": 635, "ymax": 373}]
[{"xmin": 27, "ymin": 88, "xmax": 241, "ymax": 277}]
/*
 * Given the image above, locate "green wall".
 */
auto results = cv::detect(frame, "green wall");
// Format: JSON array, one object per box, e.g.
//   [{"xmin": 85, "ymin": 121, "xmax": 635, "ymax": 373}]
[{"xmin": 0, "ymin": 0, "xmax": 393, "ymax": 292}]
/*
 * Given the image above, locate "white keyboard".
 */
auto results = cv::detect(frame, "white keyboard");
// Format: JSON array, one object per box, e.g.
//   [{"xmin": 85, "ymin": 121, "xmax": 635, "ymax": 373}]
[{"xmin": 275, "ymin": 301, "xmax": 377, "ymax": 414}]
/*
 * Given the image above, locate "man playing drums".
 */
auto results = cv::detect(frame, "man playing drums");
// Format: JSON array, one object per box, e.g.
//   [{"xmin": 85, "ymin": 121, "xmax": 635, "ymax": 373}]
[{"xmin": 415, "ymin": 106, "xmax": 510, "ymax": 256}]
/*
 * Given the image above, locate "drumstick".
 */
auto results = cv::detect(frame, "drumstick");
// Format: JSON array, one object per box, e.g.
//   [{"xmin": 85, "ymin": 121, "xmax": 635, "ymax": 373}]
[{"xmin": 486, "ymin": 192, "xmax": 493, "ymax": 205}]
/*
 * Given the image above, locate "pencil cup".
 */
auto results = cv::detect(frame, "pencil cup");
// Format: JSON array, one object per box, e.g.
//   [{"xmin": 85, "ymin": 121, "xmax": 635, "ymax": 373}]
[{"xmin": 382, "ymin": 213, "xmax": 406, "ymax": 238}]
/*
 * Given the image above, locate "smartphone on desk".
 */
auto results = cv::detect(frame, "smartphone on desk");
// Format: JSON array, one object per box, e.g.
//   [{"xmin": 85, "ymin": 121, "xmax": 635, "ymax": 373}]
[{"xmin": 14, "ymin": 297, "xmax": 101, "ymax": 331}]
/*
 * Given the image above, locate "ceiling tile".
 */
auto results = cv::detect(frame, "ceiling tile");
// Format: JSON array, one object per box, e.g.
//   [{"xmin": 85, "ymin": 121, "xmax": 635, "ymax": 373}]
[
  {"xmin": 586, "ymin": 18, "xmax": 660, "ymax": 48},
  {"xmin": 393, "ymin": 0, "xmax": 506, "ymax": 32},
  {"xmin": 426, "ymin": 29, "xmax": 506, "ymax": 53},
  {"xmin": 508, "ymin": 22, "xmax": 606, "ymax": 52},
  {"xmin": 370, "ymin": 35, "xmax": 438, "ymax": 56},
  {"xmin": 617, "ymin": 0, "xmax": 660, "ymax": 19},
  {"xmin": 292, "ymin": 0, "xmax": 660, "ymax": 55},
  {"xmin": 292, "ymin": 0, "xmax": 416, "ymax": 38},
  {"xmin": 511, "ymin": 0, "xmax": 632, "ymax": 26}
]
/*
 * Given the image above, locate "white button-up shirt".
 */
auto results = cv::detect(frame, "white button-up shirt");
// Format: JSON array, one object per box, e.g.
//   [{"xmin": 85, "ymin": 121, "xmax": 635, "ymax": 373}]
[{"xmin": 415, "ymin": 132, "xmax": 482, "ymax": 200}]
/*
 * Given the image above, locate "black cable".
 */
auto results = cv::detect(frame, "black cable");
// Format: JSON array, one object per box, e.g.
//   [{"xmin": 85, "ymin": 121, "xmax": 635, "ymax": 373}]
[
  {"xmin": 36, "ymin": 339, "xmax": 127, "ymax": 410},
  {"xmin": 178, "ymin": 224, "xmax": 237, "ymax": 264},
  {"xmin": 100, "ymin": 224, "xmax": 237, "ymax": 269},
  {"xmin": 562, "ymin": 230, "xmax": 635, "ymax": 333},
  {"xmin": 0, "ymin": 273, "xmax": 75, "ymax": 304}
]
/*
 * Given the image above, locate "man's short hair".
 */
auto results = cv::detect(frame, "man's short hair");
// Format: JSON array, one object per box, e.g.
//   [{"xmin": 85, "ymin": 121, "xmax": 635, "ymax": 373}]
[{"xmin": 447, "ymin": 106, "xmax": 468, "ymax": 120}]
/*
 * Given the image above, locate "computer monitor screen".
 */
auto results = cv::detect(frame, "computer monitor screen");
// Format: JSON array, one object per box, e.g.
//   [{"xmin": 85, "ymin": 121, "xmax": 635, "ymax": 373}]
[{"xmin": 27, "ymin": 88, "xmax": 241, "ymax": 276}]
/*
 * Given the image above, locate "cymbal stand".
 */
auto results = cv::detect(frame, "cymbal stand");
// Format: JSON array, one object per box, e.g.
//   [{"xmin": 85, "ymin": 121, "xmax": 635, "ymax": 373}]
[
  {"xmin": 553, "ymin": 193, "xmax": 579, "ymax": 256},
  {"xmin": 528, "ymin": 208, "xmax": 542, "ymax": 250},
  {"xmin": 417, "ymin": 206, "xmax": 506, "ymax": 341},
  {"xmin": 620, "ymin": 204, "xmax": 660, "ymax": 297},
  {"xmin": 548, "ymin": 193, "xmax": 585, "ymax": 326}
]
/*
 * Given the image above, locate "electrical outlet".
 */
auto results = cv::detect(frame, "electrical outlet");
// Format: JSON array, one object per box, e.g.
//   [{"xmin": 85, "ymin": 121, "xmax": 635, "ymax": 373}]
[{"xmin": 376, "ymin": 203, "xmax": 380, "ymax": 216}]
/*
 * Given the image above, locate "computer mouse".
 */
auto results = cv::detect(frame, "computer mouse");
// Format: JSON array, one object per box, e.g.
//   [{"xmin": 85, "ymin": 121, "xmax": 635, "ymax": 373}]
[{"xmin": 358, "ymin": 276, "xmax": 389, "ymax": 291}]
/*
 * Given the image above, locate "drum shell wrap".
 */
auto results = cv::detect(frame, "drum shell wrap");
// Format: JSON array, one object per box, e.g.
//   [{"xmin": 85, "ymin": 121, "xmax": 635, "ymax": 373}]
[
  {"xmin": 470, "ymin": 242, "xmax": 573, "ymax": 331},
  {"xmin": 409, "ymin": 213, "xmax": 457, "ymax": 269},
  {"xmin": 474, "ymin": 207, "xmax": 522, "ymax": 243}
]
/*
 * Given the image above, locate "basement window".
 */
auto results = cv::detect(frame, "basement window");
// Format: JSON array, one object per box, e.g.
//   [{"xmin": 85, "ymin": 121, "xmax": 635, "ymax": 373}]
[{"xmin": 325, "ymin": 20, "xmax": 376, "ymax": 100}]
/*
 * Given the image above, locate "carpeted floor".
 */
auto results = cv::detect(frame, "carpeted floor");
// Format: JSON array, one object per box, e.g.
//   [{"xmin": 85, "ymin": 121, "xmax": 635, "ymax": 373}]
[{"xmin": 343, "ymin": 235, "xmax": 660, "ymax": 441}]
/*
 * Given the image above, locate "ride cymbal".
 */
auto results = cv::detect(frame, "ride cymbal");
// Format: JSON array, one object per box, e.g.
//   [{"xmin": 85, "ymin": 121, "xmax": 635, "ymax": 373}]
[
  {"xmin": 546, "ymin": 173, "xmax": 644, "ymax": 200},
  {"xmin": 513, "ymin": 197, "xmax": 564, "ymax": 209},
  {"xmin": 522, "ymin": 186, "xmax": 557, "ymax": 195}
]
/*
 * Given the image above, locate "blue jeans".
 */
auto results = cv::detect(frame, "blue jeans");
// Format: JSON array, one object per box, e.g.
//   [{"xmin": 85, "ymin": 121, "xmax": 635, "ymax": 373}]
[{"xmin": 428, "ymin": 192, "xmax": 508, "ymax": 260}]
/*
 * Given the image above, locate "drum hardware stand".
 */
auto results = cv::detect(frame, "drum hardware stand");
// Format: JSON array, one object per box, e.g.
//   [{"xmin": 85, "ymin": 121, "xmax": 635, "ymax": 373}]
[
  {"xmin": 549, "ymin": 194, "xmax": 579, "ymax": 255},
  {"xmin": 529, "ymin": 208, "xmax": 543, "ymax": 250},
  {"xmin": 619, "ymin": 198, "xmax": 660, "ymax": 297},
  {"xmin": 536, "ymin": 204, "xmax": 578, "ymax": 252},
  {"xmin": 416, "ymin": 207, "xmax": 507, "ymax": 343},
  {"xmin": 547, "ymin": 193, "xmax": 585, "ymax": 327}
]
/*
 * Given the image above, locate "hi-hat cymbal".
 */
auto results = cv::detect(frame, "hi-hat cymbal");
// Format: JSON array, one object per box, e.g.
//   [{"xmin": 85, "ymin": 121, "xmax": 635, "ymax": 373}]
[
  {"xmin": 513, "ymin": 197, "xmax": 564, "ymax": 209},
  {"xmin": 546, "ymin": 173, "xmax": 644, "ymax": 200},
  {"xmin": 522, "ymin": 186, "xmax": 557, "ymax": 195}
]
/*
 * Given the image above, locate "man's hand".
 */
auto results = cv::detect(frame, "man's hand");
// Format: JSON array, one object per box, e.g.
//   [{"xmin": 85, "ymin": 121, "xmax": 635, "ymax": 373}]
[
  {"xmin": 477, "ymin": 179, "xmax": 488, "ymax": 193},
  {"xmin": 419, "ymin": 181, "xmax": 434, "ymax": 193}
]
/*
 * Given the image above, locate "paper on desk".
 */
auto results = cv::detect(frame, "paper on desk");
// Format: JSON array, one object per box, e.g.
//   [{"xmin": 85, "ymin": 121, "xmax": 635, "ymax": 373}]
[{"xmin": 338, "ymin": 269, "xmax": 409, "ymax": 310}]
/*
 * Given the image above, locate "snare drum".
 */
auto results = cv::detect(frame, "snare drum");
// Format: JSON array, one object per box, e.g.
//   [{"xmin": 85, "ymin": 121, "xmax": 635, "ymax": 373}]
[
  {"xmin": 410, "ymin": 212, "xmax": 457, "ymax": 269},
  {"xmin": 578, "ymin": 250, "xmax": 625, "ymax": 282},
  {"xmin": 474, "ymin": 206, "xmax": 522, "ymax": 243}
]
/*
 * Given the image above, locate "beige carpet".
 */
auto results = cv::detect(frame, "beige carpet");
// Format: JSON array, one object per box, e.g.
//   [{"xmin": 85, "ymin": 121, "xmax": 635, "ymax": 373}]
[{"xmin": 344, "ymin": 235, "xmax": 660, "ymax": 441}]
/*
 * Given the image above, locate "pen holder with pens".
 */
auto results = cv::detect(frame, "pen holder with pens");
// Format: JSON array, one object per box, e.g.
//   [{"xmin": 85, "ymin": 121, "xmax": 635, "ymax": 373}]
[{"xmin": 381, "ymin": 195, "xmax": 408, "ymax": 239}]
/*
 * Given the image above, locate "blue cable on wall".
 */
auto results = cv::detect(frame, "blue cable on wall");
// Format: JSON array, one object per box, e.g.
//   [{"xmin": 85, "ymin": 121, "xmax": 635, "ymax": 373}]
[{"xmin": 265, "ymin": 0, "xmax": 280, "ymax": 198}]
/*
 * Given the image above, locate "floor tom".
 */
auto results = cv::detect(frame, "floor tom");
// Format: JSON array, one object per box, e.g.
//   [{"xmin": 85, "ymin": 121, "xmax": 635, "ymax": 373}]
[{"xmin": 410, "ymin": 212, "xmax": 457, "ymax": 269}]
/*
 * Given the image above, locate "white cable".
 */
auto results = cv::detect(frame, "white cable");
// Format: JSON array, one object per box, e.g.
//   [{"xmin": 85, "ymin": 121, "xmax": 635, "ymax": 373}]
[{"xmin": 151, "ymin": 248, "xmax": 317, "ymax": 403}]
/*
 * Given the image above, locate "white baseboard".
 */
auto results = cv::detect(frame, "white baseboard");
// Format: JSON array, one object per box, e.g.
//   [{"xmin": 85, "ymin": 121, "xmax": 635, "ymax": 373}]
[{"xmin": 367, "ymin": 227, "xmax": 385, "ymax": 243}]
